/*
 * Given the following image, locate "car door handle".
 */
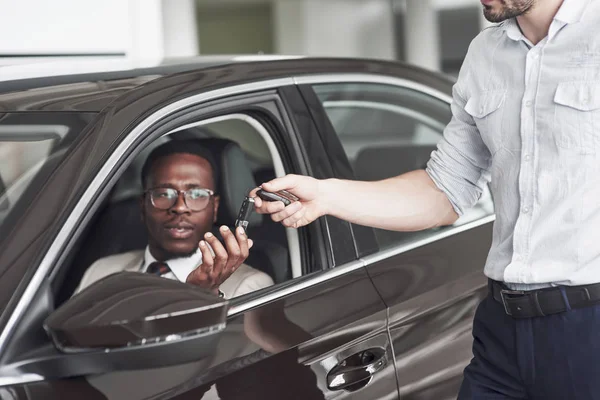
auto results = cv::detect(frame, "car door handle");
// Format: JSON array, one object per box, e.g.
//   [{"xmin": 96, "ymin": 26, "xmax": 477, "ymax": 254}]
[{"xmin": 326, "ymin": 348, "xmax": 388, "ymax": 391}]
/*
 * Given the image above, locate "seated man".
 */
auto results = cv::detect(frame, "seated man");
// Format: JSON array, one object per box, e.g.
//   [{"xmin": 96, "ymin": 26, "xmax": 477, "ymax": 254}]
[{"xmin": 75, "ymin": 139, "xmax": 274, "ymax": 298}]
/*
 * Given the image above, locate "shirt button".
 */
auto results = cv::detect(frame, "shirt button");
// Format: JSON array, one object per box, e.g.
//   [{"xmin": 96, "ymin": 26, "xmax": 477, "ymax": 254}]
[
  {"xmin": 524, "ymin": 154, "xmax": 531, "ymax": 161},
  {"xmin": 526, "ymin": 100, "xmax": 533, "ymax": 107},
  {"xmin": 523, "ymin": 207, "xmax": 530, "ymax": 214}
]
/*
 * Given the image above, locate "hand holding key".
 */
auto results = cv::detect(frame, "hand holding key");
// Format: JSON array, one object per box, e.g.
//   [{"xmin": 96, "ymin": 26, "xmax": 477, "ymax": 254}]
[
  {"xmin": 250, "ymin": 174, "xmax": 325, "ymax": 229},
  {"xmin": 186, "ymin": 225, "xmax": 253, "ymax": 294}
]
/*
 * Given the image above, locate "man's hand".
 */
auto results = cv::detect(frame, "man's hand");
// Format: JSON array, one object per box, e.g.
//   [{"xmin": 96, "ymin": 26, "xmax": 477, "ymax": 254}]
[
  {"xmin": 186, "ymin": 226, "xmax": 253, "ymax": 294},
  {"xmin": 251, "ymin": 174, "xmax": 325, "ymax": 229},
  {"xmin": 252, "ymin": 171, "xmax": 458, "ymax": 232}
]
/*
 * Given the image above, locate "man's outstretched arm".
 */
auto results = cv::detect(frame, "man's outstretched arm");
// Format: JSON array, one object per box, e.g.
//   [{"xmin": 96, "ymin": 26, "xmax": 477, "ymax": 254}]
[{"xmin": 252, "ymin": 170, "xmax": 458, "ymax": 232}]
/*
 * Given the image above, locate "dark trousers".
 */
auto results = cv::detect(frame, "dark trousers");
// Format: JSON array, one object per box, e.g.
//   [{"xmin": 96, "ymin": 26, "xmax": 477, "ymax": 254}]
[{"xmin": 458, "ymin": 286, "xmax": 600, "ymax": 399}]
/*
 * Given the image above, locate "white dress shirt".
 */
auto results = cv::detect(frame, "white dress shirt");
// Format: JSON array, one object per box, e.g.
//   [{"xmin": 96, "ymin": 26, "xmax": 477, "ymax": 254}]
[
  {"xmin": 426, "ymin": 0, "xmax": 600, "ymax": 288},
  {"xmin": 75, "ymin": 247, "xmax": 275, "ymax": 298},
  {"xmin": 140, "ymin": 246, "xmax": 202, "ymax": 282}
]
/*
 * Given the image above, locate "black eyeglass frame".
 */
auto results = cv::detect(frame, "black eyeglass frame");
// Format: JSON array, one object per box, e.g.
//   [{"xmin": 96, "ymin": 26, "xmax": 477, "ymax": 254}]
[{"xmin": 144, "ymin": 188, "xmax": 216, "ymax": 211}]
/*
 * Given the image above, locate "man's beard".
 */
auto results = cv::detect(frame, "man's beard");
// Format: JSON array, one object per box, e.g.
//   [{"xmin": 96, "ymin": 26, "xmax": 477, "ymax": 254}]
[
  {"xmin": 162, "ymin": 247, "xmax": 198, "ymax": 260},
  {"xmin": 483, "ymin": 0, "xmax": 535, "ymax": 23}
]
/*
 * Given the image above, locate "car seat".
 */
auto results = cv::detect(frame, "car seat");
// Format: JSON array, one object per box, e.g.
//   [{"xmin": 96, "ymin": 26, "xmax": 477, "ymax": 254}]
[
  {"xmin": 200, "ymin": 138, "xmax": 291, "ymax": 284},
  {"xmin": 353, "ymin": 145, "xmax": 436, "ymax": 182},
  {"xmin": 352, "ymin": 144, "xmax": 436, "ymax": 248}
]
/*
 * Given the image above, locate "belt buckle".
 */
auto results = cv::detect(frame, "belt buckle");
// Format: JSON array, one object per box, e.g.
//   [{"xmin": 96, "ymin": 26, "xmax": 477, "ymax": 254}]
[{"xmin": 500, "ymin": 289, "xmax": 525, "ymax": 316}]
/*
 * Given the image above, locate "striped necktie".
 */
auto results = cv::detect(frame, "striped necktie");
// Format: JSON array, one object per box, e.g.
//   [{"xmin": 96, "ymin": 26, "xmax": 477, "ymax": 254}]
[{"xmin": 146, "ymin": 261, "xmax": 171, "ymax": 277}]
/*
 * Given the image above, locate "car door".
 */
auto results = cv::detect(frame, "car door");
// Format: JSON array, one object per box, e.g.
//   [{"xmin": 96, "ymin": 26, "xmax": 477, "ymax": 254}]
[
  {"xmin": 0, "ymin": 67, "xmax": 398, "ymax": 399},
  {"xmin": 295, "ymin": 71, "xmax": 495, "ymax": 399}
]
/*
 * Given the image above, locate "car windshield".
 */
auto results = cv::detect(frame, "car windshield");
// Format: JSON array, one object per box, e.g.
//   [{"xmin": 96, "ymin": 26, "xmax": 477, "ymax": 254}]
[{"xmin": 0, "ymin": 113, "xmax": 93, "ymax": 236}]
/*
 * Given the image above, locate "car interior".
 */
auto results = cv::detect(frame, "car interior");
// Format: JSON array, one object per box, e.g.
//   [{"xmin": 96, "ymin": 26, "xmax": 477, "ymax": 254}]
[
  {"xmin": 316, "ymin": 85, "xmax": 494, "ymax": 249},
  {"xmin": 56, "ymin": 116, "xmax": 298, "ymax": 305}
]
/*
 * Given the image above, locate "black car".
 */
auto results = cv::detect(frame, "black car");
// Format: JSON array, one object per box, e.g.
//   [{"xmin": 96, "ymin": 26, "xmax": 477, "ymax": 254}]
[{"xmin": 0, "ymin": 56, "xmax": 494, "ymax": 399}]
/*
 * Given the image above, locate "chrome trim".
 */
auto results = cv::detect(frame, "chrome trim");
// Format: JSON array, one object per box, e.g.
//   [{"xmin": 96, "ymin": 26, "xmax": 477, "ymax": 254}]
[
  {"xmin": 361, "ymin": 214, "xmax": 496, "ymax": 266},
  {"xmin": 238, "ymin": 115, "xmax": 302, "ymax": 279},
  {"xmin": 293, "ymin": 74, "xmax": 454, "ymax": 104},
  {"xmin": 56, "ymin": 322, "xmax": 227, "ymax": 354},
  {"xmin": 144, "ymin": 302, "xmax": 223, "ymax": 321},
  {"xmin": 0, "ymin": 373, "xmax": 44, "ymax": 387},
  {"xmin": 228, "ymin": 258, "xmax": 366, "ymax": 316},
  {"xmin": 0, "ymin": 77, "xmax": 295, "ymax": 356}
]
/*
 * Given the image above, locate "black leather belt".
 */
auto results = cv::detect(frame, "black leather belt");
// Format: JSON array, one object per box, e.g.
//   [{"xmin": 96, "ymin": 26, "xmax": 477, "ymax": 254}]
[{"xmin": 489, "ymin": 280, "xmax": 600, "ymax": 318}]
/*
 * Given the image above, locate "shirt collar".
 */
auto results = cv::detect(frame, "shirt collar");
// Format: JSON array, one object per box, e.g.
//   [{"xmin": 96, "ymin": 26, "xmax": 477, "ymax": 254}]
[
  {"xmin": 503, "ymin": 18, "xmax": 526, "ymax": 42},
  {"xmin": 502, "ymin": 0, "xmax": 591, "ymax": 43},
  {"xmin": 142, "ymin": 246, "xmax": 202, "ymax": 283},
  {"xmin": 554, "ymin": 0, "xmax": 591, "ymax": 24}
]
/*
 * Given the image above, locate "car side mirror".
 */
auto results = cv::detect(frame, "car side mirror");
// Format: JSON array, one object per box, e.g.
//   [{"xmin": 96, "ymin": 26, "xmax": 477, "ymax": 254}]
[{"xmin": 42, "ymin": 272, "xmax": 227, "ymax": 372}]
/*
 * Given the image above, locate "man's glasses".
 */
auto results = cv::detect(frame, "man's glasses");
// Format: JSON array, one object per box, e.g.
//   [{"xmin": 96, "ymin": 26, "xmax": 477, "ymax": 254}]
[{"xmin": 145, "ymin": 188, "xmax": 215, "ymax": 211}]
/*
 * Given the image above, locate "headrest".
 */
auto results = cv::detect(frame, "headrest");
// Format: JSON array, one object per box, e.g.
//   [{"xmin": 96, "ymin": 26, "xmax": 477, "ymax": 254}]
[
  {"xmin": 199, "ymin": 138, "xmax": 262, "ymax": 228},
  {"xmin": 354, "ymin": 145, "xmax": 435, "ymax": 181}
]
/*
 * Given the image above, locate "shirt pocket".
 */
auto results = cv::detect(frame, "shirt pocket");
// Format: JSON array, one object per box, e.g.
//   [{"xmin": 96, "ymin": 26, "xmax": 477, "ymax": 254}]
[
  {"xmin": 553, "ymin": 81, "xmax": 600, "ymax": 155},
  {"xmin": 465, "ymin": 89, "xmax": 507, "ymax": 155}
]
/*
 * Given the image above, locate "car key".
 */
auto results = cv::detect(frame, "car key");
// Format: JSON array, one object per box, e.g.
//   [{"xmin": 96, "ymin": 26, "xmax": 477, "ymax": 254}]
[
  {"xmin": 256, "ymin": 189, "xmax": 299, "ymax": 206},
  {"xmin": 235, "ymin": 196, "xmax": 255, "ymax": 231}
]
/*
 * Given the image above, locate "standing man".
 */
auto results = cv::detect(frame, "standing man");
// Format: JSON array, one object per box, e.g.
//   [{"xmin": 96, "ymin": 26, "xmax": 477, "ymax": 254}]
[{"xmin": 254, "ymin": 0, "xmax": 600, "ymax": 398}]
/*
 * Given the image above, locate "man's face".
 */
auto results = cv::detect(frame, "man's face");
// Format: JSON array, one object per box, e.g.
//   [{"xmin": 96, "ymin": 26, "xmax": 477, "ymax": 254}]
[
  {"xmin": 141, "ymin": 153, "xmax": 220, "ymax": 261},
  {"xmin": 481, "ymin": 0, "xmax": 535, "ymax": 23}
]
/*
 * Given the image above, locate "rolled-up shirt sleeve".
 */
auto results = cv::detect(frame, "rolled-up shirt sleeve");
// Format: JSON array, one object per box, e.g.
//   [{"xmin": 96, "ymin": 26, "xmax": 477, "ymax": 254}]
[{"xmin": 426, "ymin": 54, "xmax": 492, "ymax": 216}]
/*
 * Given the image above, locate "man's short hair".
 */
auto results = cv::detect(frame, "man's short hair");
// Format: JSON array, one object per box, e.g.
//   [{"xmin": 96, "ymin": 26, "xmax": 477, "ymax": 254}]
[{"xmin": 141, "ymin": 139, "xmax": 220, "ymax": 191}]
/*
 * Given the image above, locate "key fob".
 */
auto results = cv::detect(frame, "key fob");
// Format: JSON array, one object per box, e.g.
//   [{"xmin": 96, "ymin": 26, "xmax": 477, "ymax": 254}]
[
  {"xmin": 256, "ymin": 189, "xmax": 299, "ymax": 206},
  {"xmin": 235, "ymin": 196, "xmax": 255, "ymax": 231}
]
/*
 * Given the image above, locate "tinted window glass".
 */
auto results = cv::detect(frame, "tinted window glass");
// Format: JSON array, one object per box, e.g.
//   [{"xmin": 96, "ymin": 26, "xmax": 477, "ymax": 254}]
[
  {"xmin": 313, "ymin": 83, "xmax": 494, "ymax": 249},
  {"xmin": 0, "ymin": 113, "xmax": 91, "ymax": 235}
]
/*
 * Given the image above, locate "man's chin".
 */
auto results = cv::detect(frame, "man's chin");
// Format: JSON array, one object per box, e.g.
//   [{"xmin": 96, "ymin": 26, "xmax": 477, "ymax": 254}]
[
  {"xmin": 483, "ymin": 8, "xmax": 509, "ymax": 23},
  {"xmin": 161, "ymin": 244, "xmax": 198, "ymax": 260}
]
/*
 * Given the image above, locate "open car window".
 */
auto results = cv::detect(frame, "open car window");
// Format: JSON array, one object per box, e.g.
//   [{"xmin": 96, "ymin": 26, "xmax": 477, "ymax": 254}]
[{"xmin": 59, "ymin": 114, "xmax": 302, "ymax": 303}]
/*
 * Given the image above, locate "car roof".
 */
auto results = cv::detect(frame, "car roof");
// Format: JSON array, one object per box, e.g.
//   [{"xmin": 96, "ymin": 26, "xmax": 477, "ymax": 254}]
[
  {"xmin": 0, "ymin": 55, "xmax": 304, "ymax": 87},
  {"xmin": 0, "ymin": 55, "xmax": 306, "ymax": 112},
  {"xmin": 0, "ymin": 55, "xmax": 454, "ymax": 113}
]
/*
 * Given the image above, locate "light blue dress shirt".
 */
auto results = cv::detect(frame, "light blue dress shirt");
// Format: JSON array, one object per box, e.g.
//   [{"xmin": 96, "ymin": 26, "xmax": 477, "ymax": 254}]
[{"xmin": 427, "ymin": 0, "xmax": 600, "ymax": 288}]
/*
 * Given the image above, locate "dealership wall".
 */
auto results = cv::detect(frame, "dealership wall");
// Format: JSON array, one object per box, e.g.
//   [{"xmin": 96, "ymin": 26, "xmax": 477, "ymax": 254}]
[{"xmin": 0, "ymin": 0, "xmax": 488, "ymax": 74}]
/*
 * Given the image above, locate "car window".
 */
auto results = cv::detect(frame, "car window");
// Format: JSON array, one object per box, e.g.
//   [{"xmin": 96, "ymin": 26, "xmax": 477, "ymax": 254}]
[
  {"xmin": 0, "ymin": 117, "xmax": 84, "ymax": 236},
  {"xmin": 312, "ymin": 82, "xmax": 494, "ymax": 250},
  {"xmin": 61, "ymin": 114, "xmax": 301, "ymax": 303}
]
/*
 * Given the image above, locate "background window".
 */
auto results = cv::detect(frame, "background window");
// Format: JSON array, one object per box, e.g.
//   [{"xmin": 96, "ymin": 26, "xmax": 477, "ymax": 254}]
[{"xmin": 195, "ymin": 2, "xmax": 274, "ymax": 55}]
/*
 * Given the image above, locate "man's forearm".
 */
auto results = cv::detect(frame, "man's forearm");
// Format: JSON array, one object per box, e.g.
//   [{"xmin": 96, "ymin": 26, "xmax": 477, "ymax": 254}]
[{"xmin": 319, "ymin": 170, "xmax": 459, "ymax": 231}]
